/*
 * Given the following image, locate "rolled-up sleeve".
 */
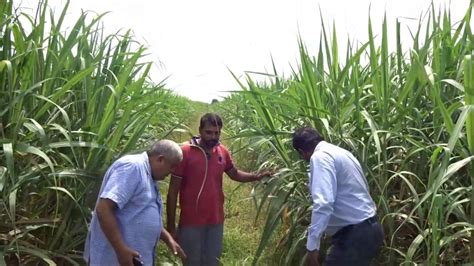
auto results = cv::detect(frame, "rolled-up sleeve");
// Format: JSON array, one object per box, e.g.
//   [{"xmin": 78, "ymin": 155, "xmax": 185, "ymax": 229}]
[
  {"xmin": 100, "ymin": 162, "xmax": 140, "ymax": 209},
  {"xmin": 307, "ymin": 151, "xmax": 337, "ymax": 251}
]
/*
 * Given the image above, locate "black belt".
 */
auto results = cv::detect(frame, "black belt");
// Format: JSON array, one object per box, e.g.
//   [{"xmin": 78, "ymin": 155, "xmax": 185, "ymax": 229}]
[
  {"xmin": 365, "ymin": 215, "xmax": 378, "ymax": 224},
  {"xmin": 333, "ymin": 215, "xmax": 378, "ymax": 239}
]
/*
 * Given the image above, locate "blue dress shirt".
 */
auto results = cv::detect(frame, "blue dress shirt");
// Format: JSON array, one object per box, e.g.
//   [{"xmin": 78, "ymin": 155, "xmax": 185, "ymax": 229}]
[
  {"xmin": 307, "ymin": 141, "xmax": 376, "ymax": 251},
  {"xmin": 84, "ymin": 152, "xmax": 162, "ymax": 265}
]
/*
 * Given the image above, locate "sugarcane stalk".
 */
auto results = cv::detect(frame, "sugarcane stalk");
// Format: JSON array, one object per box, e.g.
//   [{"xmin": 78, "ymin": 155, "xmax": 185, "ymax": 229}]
[{"xmin": 463, "ymin": 54, "xmax": 474, "ymax": 262}]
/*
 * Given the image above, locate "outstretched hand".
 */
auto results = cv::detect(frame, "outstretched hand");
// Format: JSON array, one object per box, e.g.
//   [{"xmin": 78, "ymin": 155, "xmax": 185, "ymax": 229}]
[
  {"xmin": 253, "ymin": 170, "xmax": 274, "ymax": 181},
  {"xmin": 161, "ymin": 228, "xmax": 186, "ymax": 260},
  {"xmin": 166, "ymin": 237, "xmax": 186, "ymax": 260}
]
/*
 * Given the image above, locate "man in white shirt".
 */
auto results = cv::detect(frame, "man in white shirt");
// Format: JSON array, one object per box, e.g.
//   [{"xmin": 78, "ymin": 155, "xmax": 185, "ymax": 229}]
[{"xmin": 292, "ymin": 127, "xmax": 384, "ymax": 266}]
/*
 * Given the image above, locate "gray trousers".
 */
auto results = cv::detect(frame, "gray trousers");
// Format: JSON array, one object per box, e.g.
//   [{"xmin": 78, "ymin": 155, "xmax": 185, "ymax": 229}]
[
  {"xmin": 177, "ymin": 224, "xmax": 224, "ymax": 266},
  {"xmin": 324, "ymin": 216, "xmax": 384, "ymax": 266}
]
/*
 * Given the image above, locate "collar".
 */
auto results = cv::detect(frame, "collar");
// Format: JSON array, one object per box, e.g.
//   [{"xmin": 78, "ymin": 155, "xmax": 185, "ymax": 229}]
[
  {"xmin": 313, "ymin": 141, "xmax": 326, "ymax": 152},
  {"xmin": 191, "ymin": 136, "xmax": 220, "ymax": 153},
  {"xmin": 142, "ymin": 152, "xmax": 152, "ymax": 179}
]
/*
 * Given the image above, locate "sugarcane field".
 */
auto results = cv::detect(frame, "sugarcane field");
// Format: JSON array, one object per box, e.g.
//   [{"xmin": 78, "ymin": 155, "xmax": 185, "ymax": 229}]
[{"xmin": 1, "ymin": 0, "xmax": 474, "ymax": 265}]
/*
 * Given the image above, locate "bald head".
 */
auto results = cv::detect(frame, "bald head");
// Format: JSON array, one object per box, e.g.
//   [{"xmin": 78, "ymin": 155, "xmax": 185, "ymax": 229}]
[{"xmin": 147, "ymin": 139, "xmax": 183, "ymax": 163}]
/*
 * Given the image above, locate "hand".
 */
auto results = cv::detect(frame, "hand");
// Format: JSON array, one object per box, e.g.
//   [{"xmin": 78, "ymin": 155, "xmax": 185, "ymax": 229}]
[
  {"xmin": 306, "ymin": 249, "xmax": 320, "ymax": 266},
  {"xmin": 166, "ymin": 237, "xmax": 187, "ymax": 260},
  {"xmin": 116, "ymin": 245, "xmax": 140, "ymax": 266},
  {"xmin": 253, "ymin": 170, "xmax": 273, "ymax": 181}
]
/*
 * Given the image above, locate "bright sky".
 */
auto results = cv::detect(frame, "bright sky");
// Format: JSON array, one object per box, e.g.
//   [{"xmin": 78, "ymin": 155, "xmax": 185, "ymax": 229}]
[{"xmin": 19, "ymin": 0, "xmax": 469, "ymax": 103}]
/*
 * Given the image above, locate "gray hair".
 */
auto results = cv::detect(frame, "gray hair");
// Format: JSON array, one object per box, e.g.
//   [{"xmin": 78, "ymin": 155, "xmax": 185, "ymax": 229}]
[{"xmin": 147, "ymin": 139, "xmax": 183, "ymax": 163}]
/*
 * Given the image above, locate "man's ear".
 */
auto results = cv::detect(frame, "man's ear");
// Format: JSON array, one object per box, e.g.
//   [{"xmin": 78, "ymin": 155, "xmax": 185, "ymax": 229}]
[{"xmin": 156, "ymin": 154, "xmax": 166, "ymax": 163}]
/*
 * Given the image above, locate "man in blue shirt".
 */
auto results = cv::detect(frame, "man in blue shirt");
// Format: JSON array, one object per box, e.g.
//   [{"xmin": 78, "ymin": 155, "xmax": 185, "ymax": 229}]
[
  {"xmin": 84, "ymin": 140, "xmax": 186, "ymax": 265},
  {"xmin": 292, "ymin": 127, "xmax": 384, "ymax": 266}
]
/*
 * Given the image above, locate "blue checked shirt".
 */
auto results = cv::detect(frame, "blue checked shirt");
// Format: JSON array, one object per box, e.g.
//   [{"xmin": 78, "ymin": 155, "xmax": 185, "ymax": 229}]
[{"xmin": 84, "ymin": 152, "xmax": 163, "ymax": 265}]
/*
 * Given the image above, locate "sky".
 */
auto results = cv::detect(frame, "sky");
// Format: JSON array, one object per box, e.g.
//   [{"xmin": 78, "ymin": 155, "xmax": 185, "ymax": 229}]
[{"xmin": 18, "ymin": 0, "xmax": 470, "ymax": 103}]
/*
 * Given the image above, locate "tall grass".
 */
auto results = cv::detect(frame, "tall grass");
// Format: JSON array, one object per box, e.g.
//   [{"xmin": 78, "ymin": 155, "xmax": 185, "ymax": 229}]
[
  {"xmin": 465, "ymin": 53, "xmax": 474, "ymax": 262},
  {"xmin": 0, "ymin": 0, "xmax": 190, "ymax": 264},
  {"xmin": 218, "ymin": 2, "xmax": 474, "ymax": 265}
]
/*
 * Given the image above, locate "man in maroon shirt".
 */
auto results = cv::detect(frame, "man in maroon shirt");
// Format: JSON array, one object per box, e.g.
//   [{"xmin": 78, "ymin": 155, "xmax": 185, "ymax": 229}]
[{"xmin": 166, "ymin": 113, "xmax": 271, "ymax": 265}]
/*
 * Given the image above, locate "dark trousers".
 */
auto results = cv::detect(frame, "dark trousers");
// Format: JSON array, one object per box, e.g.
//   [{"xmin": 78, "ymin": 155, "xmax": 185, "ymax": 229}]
[
  {"xmin": 324, "ymin": 216, "xmax": 384, "ymax": 266},
  {"xmin": 177, "ymin": 224, "xmax": 224, "ymax": 266}
]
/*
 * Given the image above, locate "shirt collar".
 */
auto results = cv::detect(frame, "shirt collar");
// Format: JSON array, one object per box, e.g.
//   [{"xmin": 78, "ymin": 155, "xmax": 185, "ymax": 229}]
[
  {"xmin": 314, "ymin": 141, "xmax": 326, "ymax": 152},
  {"xmin": 191, "ymin": 136, "xmax": 220, "ymax": 153},
  {"xmin": 142, "ymin": 151, "xmax": 152, "ymax": 179}
]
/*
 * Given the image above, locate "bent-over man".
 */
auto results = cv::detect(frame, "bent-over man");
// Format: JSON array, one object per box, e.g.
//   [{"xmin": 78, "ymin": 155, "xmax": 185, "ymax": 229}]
[
  {"xmin": 84, "ymin": 140, "xmax": 186, "ymax": 265},
  {"xmin": 292, "ymin": 127, "xmax": 384, "ymax": 266}
]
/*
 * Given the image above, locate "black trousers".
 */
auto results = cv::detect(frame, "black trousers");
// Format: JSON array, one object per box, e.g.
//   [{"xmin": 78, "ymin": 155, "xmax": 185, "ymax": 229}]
[{"xmin": 324, "ymin": 216, "xmax": 384, "ymax": 266}]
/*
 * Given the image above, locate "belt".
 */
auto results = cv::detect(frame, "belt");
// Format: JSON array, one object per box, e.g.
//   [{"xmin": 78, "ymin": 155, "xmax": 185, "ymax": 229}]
[
  {"xmin": 365, "ymin": 215, "xmax": 378, "ymax": 224},
  {"xmin": 333, "ymin": 215, "xmax": 378, "ymax": 239}
]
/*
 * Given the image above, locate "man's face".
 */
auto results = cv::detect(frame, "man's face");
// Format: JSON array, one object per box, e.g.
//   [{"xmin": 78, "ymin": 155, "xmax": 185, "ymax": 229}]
[
  {"xmin": 297, "ymin": 149, "xmax": 312, "ymax": 162},
  {"xmin": 150, "ymin": 155, "xmax": 180, "ymax": 181},
  {"xmin": 199, "ymin": 124, "xmax": 221, "ymax": 148}
]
